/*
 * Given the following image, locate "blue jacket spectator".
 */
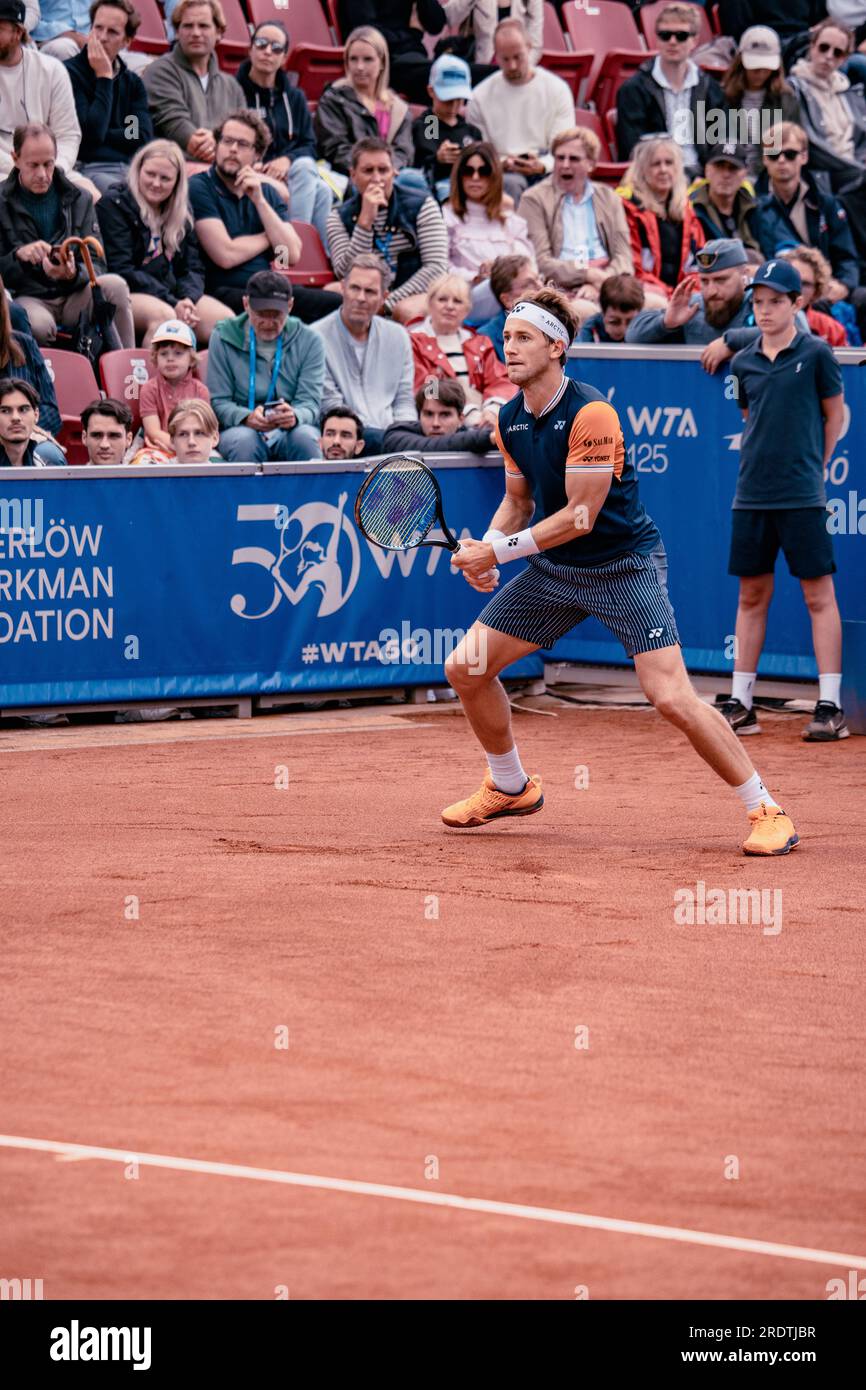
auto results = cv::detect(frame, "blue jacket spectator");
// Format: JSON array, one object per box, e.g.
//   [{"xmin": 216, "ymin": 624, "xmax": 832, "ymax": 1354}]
[
  {"xmin": 753, "ymin": 168, "xmax": 861, "ymax": 296},
  {"xmin": 0, "ymin": 285, "xmax": 62, "ymax": 436},
  {"xmin": 64, "ymin": 1, "xmax": 154, "ymax": 194}
]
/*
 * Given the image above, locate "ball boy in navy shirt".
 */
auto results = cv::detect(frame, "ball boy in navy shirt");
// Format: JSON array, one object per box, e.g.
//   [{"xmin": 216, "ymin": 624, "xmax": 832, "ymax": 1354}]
[{"xmin": 724, "ymin": 259, "xmax": 849, "ymax": 741}]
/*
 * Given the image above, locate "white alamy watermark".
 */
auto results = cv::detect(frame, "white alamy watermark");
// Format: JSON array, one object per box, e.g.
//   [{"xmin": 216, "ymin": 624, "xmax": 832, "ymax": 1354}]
[
  {"xmin": 0, "ymin": 496, "xmax": 44, "ymax": 544},
  {"xmin": 378, "ymin": 620, "xmax": 487, "ymax": 672},
  {"xmin": 672, "ymin": 103, "xmax": 785, "ymax": 152},
  {"xmin": 673, "ymin": 881, "xmax": 782, "ymax": 936}
]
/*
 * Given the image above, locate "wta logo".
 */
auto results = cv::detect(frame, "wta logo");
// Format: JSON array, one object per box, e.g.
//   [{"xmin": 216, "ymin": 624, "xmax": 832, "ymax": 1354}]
[{"xmin": 231, "ymin": 498, "xmax": 361, "ymax": 620}]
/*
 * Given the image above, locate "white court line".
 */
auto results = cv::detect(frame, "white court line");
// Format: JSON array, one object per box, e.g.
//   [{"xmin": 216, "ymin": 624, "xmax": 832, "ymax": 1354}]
[
  {"xmin": 0, "ymin": 723, "xmax": 431, "ymax": 754},
  {"xmin": 2, "ymin": 1133, "xmax": 864, "ymax": 1270}
]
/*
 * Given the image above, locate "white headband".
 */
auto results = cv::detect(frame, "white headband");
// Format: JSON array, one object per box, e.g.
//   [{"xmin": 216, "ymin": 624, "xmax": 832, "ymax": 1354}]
[{"xmin": 506, "ymin": 300, "xmax": 570, "ymax": 345}]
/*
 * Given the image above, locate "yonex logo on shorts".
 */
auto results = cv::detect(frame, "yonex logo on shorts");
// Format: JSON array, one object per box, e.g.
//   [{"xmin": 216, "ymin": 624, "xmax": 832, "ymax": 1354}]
[{"xmin": 648, "ymin": 627, "xmax": 664, "ymax": 639}]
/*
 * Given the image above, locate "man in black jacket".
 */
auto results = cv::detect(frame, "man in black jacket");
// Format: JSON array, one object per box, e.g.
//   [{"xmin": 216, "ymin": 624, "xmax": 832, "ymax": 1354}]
[
  {"xmin": 382, "ymin": 379, "xmax": 496, "ymax": 454},
  {"xmin": 64, "ymin": 0, "xmax": 154, "ymax": 194},
  {"xmin": 0, "ymin": 123, "xmax": 134, "ymax": 346},
  {"xmin": 717, "ymin": 2, "xmax": 826, "ymax": 43},
  {"xmin": 616, "ymin": 3, "xmax": 729, "ymax": 171}
]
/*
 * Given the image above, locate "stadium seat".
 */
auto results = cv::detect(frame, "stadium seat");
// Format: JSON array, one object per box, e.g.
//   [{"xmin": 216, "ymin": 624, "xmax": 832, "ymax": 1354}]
[
  {"xmin": 99, "ymin": 350, "xmax": 153, "ymax": 432},
  {"xmin": 324, "ymin": 0, "xmax": 342, "ymax": 40},
  {"xmin": 541, "ymin": 0, "xmax": 593, "ymax": 97},
  {"xmin": 247, "ymin": 0, "xmax": 345, "ymax": 103},
  {"xmin": 285, "ymin": 222, "xmax": 333, "ymax": 287},
  {"xmin": 573, "ymin": 108, "xmax": 628, "ymax": 184},
  {"xmin": 590, "ymin": 48, "xmax": 657, "ymax": 123},
  {"xmin": 638, "ymin": 1, "xmax": 713, "ymax": 48},
  {"xmin": 128, "ymin": 0, "xmax": 169, "ymax": 54},
  {"xmin": 562, "ymin": 0, "xmax": 647, "ymax": 103},
  {"xmin": 217, "ymin": 0, "xmax": 252, "ymax": 71},
  {"xmin": 542, "ymin": 1, "xmax": 565, "ymax": 50},
  {"xmin": 710, "ymin": 2, "xmax": 721, "ymax": 33},
  {"xmin": 40, "ymin": 350, "xmax": 101, "ymax": 465}
]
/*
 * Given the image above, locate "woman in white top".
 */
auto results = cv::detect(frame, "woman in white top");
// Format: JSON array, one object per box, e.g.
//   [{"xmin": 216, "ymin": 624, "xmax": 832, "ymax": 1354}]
[{"xmin": 443, "ymin": 142, "xmax": 533, "ymax": 315}]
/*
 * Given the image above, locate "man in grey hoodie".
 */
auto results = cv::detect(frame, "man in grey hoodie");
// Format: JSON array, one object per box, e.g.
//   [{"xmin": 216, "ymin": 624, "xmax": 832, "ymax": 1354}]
[
  {"xmin": 207, "ymin": 271, "xmax": 324, "ymax": 461},
  {"xmin": 142, "ymin": 0, "xmax": 243, "ymax": 163}
]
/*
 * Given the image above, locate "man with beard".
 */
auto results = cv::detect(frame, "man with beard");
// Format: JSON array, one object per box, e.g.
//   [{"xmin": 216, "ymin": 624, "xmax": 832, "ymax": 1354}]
[
  {"xmin": 189, "ymin": 109, "xmax": 339, "ymax": 325},
  {"xmin": 319, "ymin": 406, "xmax": 365, "ymax": 460},
  {"xmin": 626, "ymin": 238, "xmax": 754, "ymax": 362}
]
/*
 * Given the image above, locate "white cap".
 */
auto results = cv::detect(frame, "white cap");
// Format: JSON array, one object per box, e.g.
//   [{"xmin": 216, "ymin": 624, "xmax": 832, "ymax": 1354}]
[
  {"xmin": 739, "ymin": 25, "xmax": 782, "ymax": 71},
  {"xmin": 151, "ymin": 318, "xmax": 197, "ymax": 348}
]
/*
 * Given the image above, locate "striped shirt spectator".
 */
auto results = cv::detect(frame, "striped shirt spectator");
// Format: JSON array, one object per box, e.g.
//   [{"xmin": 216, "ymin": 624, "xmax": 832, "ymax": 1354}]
[{"xmin": 325, "ymin": 138, "xmax": 448, "ymax": 324}]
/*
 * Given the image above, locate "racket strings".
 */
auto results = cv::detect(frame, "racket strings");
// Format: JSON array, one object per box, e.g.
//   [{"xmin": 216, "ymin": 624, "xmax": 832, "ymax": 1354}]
[{"xmin": 358, "ymin": 465, "xmax": 439, "ymax": 549}]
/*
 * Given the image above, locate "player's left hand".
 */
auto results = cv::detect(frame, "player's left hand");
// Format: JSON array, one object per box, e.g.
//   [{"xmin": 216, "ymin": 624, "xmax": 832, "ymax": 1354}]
[{"xmin": 451, "ymin": 538, "xmax": 498, "ymax": 583}]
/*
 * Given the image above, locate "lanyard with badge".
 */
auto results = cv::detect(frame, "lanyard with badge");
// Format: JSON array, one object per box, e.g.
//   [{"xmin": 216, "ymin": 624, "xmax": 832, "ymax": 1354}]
[{"xmin": 248, "ymin": 327, "xmax": 284, "ymax": 413}]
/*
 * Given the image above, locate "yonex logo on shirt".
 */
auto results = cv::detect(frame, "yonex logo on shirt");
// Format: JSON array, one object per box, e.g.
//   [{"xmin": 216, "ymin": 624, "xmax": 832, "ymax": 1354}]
[{"xmin": 554, "ymin": 420, "xmax": 566, "ymax": 430}]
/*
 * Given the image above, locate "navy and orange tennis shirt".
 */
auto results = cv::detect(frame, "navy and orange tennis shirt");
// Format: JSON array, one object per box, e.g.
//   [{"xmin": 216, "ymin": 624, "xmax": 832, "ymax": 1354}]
[{"xmin": 494, "ymin": 375, "xmax": 660, "ymax": 566}]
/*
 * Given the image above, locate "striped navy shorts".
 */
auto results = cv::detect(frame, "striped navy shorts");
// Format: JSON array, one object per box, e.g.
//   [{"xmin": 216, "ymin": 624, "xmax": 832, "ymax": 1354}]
[{"xmin": 477, "ymin": 543, "xmax": 680, "ymax": 657}]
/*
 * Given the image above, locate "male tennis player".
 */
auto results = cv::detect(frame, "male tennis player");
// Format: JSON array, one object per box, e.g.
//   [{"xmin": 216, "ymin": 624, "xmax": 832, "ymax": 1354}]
[{"xmin": 442, "ymin": 289, "xmax": 799, "ymax": 855}]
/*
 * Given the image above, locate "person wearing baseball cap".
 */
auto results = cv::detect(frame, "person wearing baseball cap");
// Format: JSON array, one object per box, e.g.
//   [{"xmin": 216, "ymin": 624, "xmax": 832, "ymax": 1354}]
[
  {"xmin": 413, "ymin": 55, "xmax": 483, "ymax": 200},
  {"xmin": 0, "ymin": 3, "xmax": 82, "ymax": 179},
  {"xmin": 206, "ymin": 270, "xmax": 324, "ymax": 461},
  {"xmin": 627, "ymin": 237, "xmax": 754, "ymax": 350},
  {"xmin": 690, "ymin": 143, "xmax": 761, "ymax": 249},
  {"xmin": 134, "ymin": 318, "xmax": 209, "ymax": 463},
  {"xmin": 723, "ymin": 255, "xmax": 849, "ymax": 742},
  {"xmin": 721, "ymin": 27, "xmax": 801, "ymax": 179}
]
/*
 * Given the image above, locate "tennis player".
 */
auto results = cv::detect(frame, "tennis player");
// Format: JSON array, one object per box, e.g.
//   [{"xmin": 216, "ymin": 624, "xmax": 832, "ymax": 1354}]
[{"xmin": 442, "ymin": 289, "xmax": 799, "ymax": 855}]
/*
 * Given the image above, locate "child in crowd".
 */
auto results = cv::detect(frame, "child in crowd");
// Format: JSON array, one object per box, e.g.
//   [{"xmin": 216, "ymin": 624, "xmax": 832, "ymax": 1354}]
[
  {"xmin": 168, "ymin": 401, "xmax": 223, "ymax": 464},
  {"xmin": 412, "ymin": 55, "xmax": 482, "ymax": 200},
  {"xmin": 577, "ymin": 274, "xmax": 646, "ymax": 343},
  {"xmin": 134, "ymin": 319, "xmax": 211, "ymax": 464}
]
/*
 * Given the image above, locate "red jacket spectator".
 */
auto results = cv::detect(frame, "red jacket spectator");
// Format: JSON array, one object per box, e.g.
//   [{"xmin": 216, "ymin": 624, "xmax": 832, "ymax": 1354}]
[
  {"xmin": 410, "ymin": 328, "xmax": 516, "ymax": 409},
  {"xmin": 620, "ymin": 194, "xmax": 706, "ymax": 298},
  {"xmin": 807, "ymin": 305, "xmax": 848, "ymax": 347}
]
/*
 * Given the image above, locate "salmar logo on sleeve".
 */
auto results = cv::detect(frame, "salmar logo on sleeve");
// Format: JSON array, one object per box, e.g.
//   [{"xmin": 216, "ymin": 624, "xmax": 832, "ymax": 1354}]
[{"xmin": 50, "ymin": 1321, "xmax": 151, "ymax": 1371}]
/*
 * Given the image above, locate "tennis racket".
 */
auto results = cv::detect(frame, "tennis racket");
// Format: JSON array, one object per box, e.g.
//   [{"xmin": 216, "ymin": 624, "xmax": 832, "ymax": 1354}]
[{"xmin": 354, "ymin": 455, "xmax": 460, "ymax": 553}]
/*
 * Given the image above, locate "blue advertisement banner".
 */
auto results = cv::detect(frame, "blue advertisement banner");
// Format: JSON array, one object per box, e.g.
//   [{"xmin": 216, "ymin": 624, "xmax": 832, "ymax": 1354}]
[
  {"xmin": 0, "ymin": 352, "xmax": 863, "ymax": 706},
  {"xmin": 561, "ymin": 352, "xmax": 865, "ymax": 677},
  {"xmin": 0, "ymin": 465, "xmax": 542, "ymax": 707}
]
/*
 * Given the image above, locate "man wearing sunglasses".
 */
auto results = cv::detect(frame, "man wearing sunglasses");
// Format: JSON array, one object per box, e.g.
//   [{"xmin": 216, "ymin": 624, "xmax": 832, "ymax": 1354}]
[
  {"xmin": 616, "ymin": 3, "xmax": 728, "ymax": 172},
  {"xmin": 753, "ymin": 121, "xmax": 864, "ymax": 335}
]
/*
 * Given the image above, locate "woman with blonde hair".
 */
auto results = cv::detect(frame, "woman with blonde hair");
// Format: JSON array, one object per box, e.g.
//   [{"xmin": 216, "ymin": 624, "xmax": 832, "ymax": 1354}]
[
  {"xmin": 314, "ymin": 26, "xmax": 425, "ymax": 188},
  {"xmin": 410, "ymin": 271, "xmax": 516, "ymax": 426},
  {"xmin": 618, "ymin": 136, "xmax": 705, "ymax": 300},
  {"xmin": 97, "ymin": 139, "xmax": 233, "ymax": 344}
]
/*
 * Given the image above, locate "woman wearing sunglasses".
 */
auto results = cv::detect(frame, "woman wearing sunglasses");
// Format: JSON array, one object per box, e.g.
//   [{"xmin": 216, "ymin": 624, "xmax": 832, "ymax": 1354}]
[
  {"xmin": 442, "ymin": 143, "xmax": 533, "ymax": 307},
  {"xmin": 236, "ymin": 21, "xmax": 332, "ymax": 245},
  {"xmin": 787, "ymin": 19, "xmax": 866, "ymax": 173}
]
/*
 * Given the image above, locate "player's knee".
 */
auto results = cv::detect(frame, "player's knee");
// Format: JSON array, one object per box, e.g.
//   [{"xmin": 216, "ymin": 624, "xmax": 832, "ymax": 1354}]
[{"xmin": 649, "ymin": 683, "xmax": 690, "ymax": 725}]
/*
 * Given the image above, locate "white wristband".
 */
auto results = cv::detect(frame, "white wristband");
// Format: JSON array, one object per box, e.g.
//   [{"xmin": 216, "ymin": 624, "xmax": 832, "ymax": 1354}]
[
  {"xmin": 482, "ymin": 528, "xmax": 505, "ymax": 543},
  {"xmin": 492, "ymin": 528, "xmax": 539, "ymax": 564}
]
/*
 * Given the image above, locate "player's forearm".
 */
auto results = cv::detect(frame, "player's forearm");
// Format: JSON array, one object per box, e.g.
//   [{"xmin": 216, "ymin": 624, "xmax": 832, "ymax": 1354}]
[
  {"xmin": 488, "ymin": 495, "xmax": 534, "ymax": 534},
  {"xmin": 529, "ymin": 499, "xmax": 601, "ymax": 550}
]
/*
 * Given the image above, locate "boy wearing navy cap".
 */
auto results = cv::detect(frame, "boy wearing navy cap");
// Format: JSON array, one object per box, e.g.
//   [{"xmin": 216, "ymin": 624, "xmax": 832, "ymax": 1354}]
[
  {"xmin": 412, "ymin": 55, "xmax": 482, "ymax": 200},
  {"xmin": 723, "ymin": 258, "xmax": 849, "ymax": 741}
]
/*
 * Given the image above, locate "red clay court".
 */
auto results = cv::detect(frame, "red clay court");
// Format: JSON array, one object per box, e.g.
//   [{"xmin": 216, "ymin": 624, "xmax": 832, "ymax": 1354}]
[{"xmin": 2, "ymin": 698, "xmax": 865, "ymax": 1300}]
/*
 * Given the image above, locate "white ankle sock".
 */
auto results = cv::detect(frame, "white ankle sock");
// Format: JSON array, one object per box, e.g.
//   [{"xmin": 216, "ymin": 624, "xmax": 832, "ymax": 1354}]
[
  {"xmin": 818, "ymin": 673, "xmax": 842, "ymax": 707},
  {"xmin": 486, "ymin": 746, "xmax": 527, "ymax": 794},
  {"xmin": 731, "ymin": 671, "xmax": 756, "ymax": 710},
  {"xmin": 734, "ymin": 771, "xmax": 777, "ymax": 814}
]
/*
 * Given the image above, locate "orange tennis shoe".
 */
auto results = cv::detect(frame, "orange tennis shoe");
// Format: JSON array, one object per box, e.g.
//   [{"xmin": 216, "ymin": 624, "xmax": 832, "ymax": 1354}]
[
  {"xmin": 441, "ymin": 772, "xmax": 544, "ymax": 828},
  {"xmin": 742, "ymin": 802, "xmax": 799, "ymax": 856}
]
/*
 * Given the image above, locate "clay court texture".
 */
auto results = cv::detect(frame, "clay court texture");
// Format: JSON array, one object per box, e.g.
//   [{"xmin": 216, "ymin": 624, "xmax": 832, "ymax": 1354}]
[{"xmin": 2, "ymin": 698, "xmax": 864, "ymax": 1300}]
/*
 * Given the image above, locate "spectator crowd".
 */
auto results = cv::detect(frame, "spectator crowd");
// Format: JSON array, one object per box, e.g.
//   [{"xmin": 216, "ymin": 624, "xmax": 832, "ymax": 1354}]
[{"xmin": 0, "ymin": 0, "xmax": 864, "ymax": 472}]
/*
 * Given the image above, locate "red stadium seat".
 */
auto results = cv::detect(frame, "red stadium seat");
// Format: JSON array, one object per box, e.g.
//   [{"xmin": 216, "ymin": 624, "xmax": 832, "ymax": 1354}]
[
  {"xmin": 246, "ymin": 0, "xmax": 345, "ymax": 103},
  {"xmin": 542, "ymin": 49, "xmax": 594, "ymax": 99},
  {"xmin": 543, "ymin": 1, "xmax": 566, "ymax": 50},
  {"xmin": 573, "ymin": 108, "xmax": 628, "ymax": 184},
  {"xmin": 710, "ymin": 2, "xmax": 721, "ymax": 34},
  {"xmin": 98, "ymin": 350, "xmax": 153, "ymax": 432},
  {"xmin": 217, "ymin": 0, "xmax": 252, "ymax": 71},
  {"xmin": 40, "ymin": 350, "xmax": 101, "ymax": 465},
  {"xmin": 286, "ymin": 222, "xmax": 333, "ymax": 287},
  {"xmin": 324, "ymin": 0, "xmax": 342, "ymax": 40},
  {"xmin": 562, "ymin": 0, "xmax": 647, "ymax": 102},
  {"xmin": 638, "ymin": 1, "xmax": 713, "ymax": 48},
  {"xmin": 590, "ymin": 48, "xmax": 657, "ymax": 123},
  {"xmin": 128, "ymin": 0, "xmax": 169, "ymax": 54}
]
